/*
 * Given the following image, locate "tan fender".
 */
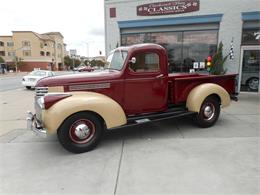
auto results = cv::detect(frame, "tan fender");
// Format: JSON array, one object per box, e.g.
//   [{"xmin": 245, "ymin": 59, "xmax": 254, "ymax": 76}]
[
  {"xmin": 186, "ymin": 83, "xmax": 230, "ymax": 113},
  {"xmin": 42, "ymin": 92, "xmax": 127, "ymax": 134}
]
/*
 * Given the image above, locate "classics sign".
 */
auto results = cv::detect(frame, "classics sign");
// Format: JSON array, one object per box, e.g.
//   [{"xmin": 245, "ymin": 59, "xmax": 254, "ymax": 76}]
[{"xmin": 137, "ymin": 0, "xmax": 200, "ymax": 16}]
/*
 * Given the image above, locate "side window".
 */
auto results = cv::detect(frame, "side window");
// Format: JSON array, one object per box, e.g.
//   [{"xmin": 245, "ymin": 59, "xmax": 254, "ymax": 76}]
[
  {"xmin": 48, "ymin": 72, "xmax": 53, "ymax": 77},
  {"xmin": 129, "ymin": 53, "xmax": 159, "ymax": 73}
]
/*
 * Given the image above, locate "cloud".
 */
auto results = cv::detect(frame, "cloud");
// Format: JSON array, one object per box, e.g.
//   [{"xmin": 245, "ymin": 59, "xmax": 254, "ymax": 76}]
[
  {"xmin": 88, "ymin": 28, "xmax": 105, "ymax": 37},
  {"xmin": 0, "ymin": 0, "xmax": 106, "ymax": 56}
]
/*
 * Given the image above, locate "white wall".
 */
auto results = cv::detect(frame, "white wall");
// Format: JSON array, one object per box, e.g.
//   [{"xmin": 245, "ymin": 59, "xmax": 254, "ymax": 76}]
[{"xmin": 105, "ymin": 0, "xmax": 259, "ymax": 74}]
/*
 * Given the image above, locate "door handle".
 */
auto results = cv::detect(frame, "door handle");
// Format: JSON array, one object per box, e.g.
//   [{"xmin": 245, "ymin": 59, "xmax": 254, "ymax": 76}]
[{"xmin": 156, "ymin": 74, "xmax": 164, "ymax": 79}]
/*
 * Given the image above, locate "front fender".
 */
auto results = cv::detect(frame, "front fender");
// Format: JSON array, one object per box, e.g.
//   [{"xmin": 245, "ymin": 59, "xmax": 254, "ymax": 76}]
[
  {"xmin": 186, "ymin": 83, "xmax": 230, "ymax": 113},
  {"xmin": 42, "ymin": 92, "xmax": 127, "ymax": 134}
]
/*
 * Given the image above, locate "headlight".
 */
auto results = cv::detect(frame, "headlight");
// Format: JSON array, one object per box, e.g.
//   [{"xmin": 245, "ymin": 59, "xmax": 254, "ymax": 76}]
[{"xmin": 37, "ymin": 97, "xmax": 45, "ymax": 109}]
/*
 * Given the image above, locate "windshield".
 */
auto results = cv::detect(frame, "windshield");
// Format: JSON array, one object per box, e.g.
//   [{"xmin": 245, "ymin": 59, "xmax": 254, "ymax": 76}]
[
  {"xmin": 105, "ymin": 50, "xmax": 128, "ymax": 70},
  {"xmin": 29, "ymin": 71, "xmax": 47, "ymax": 76}
]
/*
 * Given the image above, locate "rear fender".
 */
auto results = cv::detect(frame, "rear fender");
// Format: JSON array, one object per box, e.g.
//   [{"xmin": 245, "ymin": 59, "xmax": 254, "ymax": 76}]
[
  {"xmin": 186, "ymin": 83, "xmax": 230, "ymax": 113},
  {"xmin": 42, "ymin": 92, "xmax": 127, "ymax": 134}
]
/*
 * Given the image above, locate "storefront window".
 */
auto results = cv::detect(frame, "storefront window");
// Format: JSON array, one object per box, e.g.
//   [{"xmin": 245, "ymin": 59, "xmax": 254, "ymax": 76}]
[
  {"xmin": 121, "ymin": 30, "xmax": 218, "ymax": 72},
  {"xmin": 153, "ymin": 32, "xmax": 183, "ymax": 72},
  {"xmin": 182, "ymin": 31, "xmax": 218, "ymax": 72},
  {"xmin": 242, "ymin": 29, "xmax": 260, "ymax": 45}
]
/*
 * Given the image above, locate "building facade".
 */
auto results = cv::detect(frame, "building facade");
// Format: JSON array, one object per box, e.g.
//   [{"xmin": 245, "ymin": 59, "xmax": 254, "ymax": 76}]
[
  {"xmin": 0, "ymin": 31, "xmax": 66, "ymax": 71},
  {"xmin": 105, "ymin": 0, "xmax": 260, "ymax": 93}
]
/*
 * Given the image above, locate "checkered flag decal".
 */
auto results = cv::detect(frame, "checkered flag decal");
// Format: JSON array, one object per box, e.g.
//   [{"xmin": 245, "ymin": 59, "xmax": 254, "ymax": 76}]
[{"xmin": 229, "ymin": 38, "xmax": 234, "ymax": 60}]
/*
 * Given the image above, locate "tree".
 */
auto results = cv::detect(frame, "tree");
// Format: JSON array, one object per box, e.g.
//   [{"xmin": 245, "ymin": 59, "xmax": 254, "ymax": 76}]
[
  {"xmin": 17, "ymin": 57, "xmax": 25, "ymax": 69},
  {"xmin": 0, "ymin": 56, "xmax": 5, "ymax": 74},
  {"xmin": 64, "ymin": 56, "xmax": 80, "ymax": 69},
  {"xmin": 10, "ymin": 57, "xmax": 25, "ymax": 72},
  {"xmin": 0, "ymin": 56, "xmax": 4, "ymax": 63},
  {"xmin": 210, "ymin": 41, "xmax": 228, "ymax": 75},
  {"xmin": 74, "ymin": 59, "xmax": 81, "ymax": 67},
  {"xmin": 64, "ymin": 56, "xmax": 72, "ymax": 69},
  {"xmin": 90, "ymin": 59, "xmax": 105, "ymax": 67},
  {"xmin": 84, "ymin": 60, "xmax": 90, "ymax": 66}
]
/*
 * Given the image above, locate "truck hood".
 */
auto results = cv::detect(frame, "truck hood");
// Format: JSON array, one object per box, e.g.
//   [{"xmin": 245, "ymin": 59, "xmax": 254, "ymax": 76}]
[{"xmin": 36, "ymin": 70, "xmax": 121, "ymax": 87}]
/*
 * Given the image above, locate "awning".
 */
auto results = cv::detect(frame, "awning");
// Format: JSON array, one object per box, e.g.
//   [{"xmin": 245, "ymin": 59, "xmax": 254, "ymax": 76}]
[
  {"xmin": 242, "ymin": 11, "xmax": 260, "ymax": 21},
  {"xmin": 118, "ymin": 14, "xmax": 223, "ymax": 29}
]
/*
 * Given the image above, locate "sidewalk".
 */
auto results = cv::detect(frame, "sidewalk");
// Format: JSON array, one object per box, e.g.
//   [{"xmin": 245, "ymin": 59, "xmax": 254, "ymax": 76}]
[
  {"xmin": 0, "ymin": 70, "xmax": 73, "ymax": 78},
  {"xmin": 0, "ymin": 71, "xmax": 28, "ymax": 78},
  {"xmin": 0, "ymin": 92, "xmax": 259, "ymax": 195}
]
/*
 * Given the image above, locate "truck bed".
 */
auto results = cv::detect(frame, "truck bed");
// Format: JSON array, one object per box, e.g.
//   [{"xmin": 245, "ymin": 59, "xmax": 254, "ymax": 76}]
[{"xmin": 168, "ymin": 73, "xmax": 237, "ymax": 105}]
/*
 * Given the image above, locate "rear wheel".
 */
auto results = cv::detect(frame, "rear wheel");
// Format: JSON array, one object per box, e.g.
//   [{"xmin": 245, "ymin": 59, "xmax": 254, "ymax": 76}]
[
  {"xmin": 195, "ymin": 96, "xmax": 220, "ymax": 128},
  {"xmin": 57, "ymin": 112, "xmax": 104, "ymax": 153},
  {"xmin": 247, "ymin": 77, "xmax": 259, "ymax": 91},
  {"xmin": 26, "ymin": 86, "xmax": 31, "ymax": 89}
]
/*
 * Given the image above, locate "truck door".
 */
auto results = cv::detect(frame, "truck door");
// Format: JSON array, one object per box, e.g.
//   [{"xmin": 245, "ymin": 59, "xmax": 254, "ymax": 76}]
[{"xmin": 124, "ymin": 51, "xmax": 168, "ymax": 115}]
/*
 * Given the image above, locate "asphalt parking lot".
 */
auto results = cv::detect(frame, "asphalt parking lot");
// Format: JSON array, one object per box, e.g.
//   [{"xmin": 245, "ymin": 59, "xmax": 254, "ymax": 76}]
[{"xmin": 0, "ymin": 86, "xmax": 259, "ymax": 195}]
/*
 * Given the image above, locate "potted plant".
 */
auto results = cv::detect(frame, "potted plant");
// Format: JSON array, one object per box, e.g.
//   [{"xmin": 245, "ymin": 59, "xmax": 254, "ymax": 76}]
[{"xmin": 210, "ymin": 41, "xmax": 228, "ymax": 75}]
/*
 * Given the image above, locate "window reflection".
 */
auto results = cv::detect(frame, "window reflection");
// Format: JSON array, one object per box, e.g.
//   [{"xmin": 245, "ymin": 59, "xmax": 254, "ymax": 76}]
[
  {"xmin": 121, "ymin": 30, "xmax": 218, "ymax": 73},
  {"xmin": 182, "ymin": 31, "xmax": 218, "ymax": 72},
  {"xmin": 240, "ymin": 50, "xmax": 260, "ymax": 92},
  {"xmin": 242, "ymin": 29, "xmax": 260, "ymax": 45},
  {"xmin": 130, "ymin": 53, "xmax": 159, "ymax": 72}
]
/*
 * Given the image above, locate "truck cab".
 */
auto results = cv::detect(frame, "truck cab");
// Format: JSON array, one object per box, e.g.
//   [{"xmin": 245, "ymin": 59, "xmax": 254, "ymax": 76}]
[
  {"xmin": 119, "ymin": 44, "xmax": 169, "ymax": 114},
  {"xmin": 28, "ymin": 43, "xmax": 237, "ymax": 153}
]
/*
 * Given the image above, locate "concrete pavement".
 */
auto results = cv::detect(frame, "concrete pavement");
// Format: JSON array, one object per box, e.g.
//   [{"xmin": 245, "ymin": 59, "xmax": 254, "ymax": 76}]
[
  {"xmin": 0, "ymin": 89, "xmax": 259, "ymax": 195},
  {"xmin": 0, "ymin": 71, "xmax": 74, "ymax": 78},
  {"xmin": 0, "ymin": 71, "xmax": 75, "ymax": 92},
  {"xmin": 0, "ymin": 89, "xmax": 34, "ymax": 136},
  {"xmin": 0, "ymin": 72, "xmax": 28, "ymax": 78}
]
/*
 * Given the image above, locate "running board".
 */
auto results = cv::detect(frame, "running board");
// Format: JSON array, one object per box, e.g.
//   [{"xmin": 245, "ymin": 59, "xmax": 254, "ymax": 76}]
[{"xmin": 111, "ymin": 109, "xmax": 196, "ymax": 129}]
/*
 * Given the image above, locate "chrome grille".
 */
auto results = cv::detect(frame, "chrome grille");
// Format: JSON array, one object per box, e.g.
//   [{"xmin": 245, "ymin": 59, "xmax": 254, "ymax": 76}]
[{"xmin": 35, "ymin": 87, "xmax": 48, "ymax": 97}]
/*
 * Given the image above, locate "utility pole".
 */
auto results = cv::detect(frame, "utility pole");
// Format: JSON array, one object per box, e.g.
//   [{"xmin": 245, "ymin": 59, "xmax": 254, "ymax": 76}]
[{"xmin": 81, "ymin": 41, "xmax": 94, "ymax": 57}]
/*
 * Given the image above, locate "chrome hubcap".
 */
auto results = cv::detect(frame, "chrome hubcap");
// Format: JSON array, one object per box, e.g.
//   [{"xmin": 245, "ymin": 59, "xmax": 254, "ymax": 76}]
[
  {"xmin": 249, "ymin": 79, "xmax": 259, "ymax": 90},
  {"xmin": 203, "ymin": 104, "xmax": 215, "ymax": 121},
  {"xmin": 69, "ymin": 119, "xmax": 95, "ymax": 144},
  {"xmin": 74, "ymin": 124, "xmax": 90, "ymax": 139}
]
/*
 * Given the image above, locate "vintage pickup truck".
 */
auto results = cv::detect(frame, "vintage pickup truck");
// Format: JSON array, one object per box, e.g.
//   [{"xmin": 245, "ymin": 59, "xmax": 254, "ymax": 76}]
[{"xmin": 27, "ymin": 43, "xmax": 237, "ymax": 153}]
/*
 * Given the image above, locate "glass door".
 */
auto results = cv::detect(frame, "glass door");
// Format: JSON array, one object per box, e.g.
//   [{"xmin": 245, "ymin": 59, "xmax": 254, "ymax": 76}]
[{"xmin": 240, "ymin": 47, "xmax": 260, "ymax": 93}]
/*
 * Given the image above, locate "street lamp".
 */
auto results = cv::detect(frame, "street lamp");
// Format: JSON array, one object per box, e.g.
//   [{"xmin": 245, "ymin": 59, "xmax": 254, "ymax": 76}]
[
  {"xmin": 51, "ymin": 58, "xmax": 55, "ymax": 71},
  {"xmin": 81, "ymin": 41, "xmax": 94, "ymax": 57}
]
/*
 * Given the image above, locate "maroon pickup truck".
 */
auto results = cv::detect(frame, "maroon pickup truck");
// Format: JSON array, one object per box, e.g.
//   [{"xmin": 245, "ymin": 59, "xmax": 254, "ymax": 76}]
[{"xmin": 27, "ymin": 43, "xmax": 237, "ymax": 153}]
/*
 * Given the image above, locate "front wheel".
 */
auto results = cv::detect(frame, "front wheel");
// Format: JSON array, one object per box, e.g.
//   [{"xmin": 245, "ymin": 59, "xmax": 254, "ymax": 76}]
[
  {"xmin": 57, "ymin": 112, "xmax": 104, "ymax": 153},
  {"xmin": 26, "ymin": 86, "xmax": 31, "ymax": 89},
  {"xmin": 195, "ymin": 96, "xmax": 220, "ymax": 128}
]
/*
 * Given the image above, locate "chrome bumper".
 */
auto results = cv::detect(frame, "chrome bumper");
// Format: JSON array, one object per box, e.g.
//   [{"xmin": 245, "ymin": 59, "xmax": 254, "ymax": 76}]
[{"xmin": 27, "ymin": 111, "xmax": 47, "ymax": 137}]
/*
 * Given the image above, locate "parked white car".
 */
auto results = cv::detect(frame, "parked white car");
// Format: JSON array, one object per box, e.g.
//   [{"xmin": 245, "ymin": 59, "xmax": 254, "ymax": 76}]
[{"xmin": 22, "ymin": 70, "xmax": 55, "ymax": 89}]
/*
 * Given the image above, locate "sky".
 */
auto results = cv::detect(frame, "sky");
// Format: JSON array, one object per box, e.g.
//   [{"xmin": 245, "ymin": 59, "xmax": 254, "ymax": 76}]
[{"xmin": 0, "ymin": 0, "xmax": 105, "ymax": 57}]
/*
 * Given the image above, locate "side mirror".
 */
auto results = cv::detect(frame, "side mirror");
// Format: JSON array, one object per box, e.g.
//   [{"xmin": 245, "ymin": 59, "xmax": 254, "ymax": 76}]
[{"xmin": 129, "ymin": 57, "xmax": 136, "ymax": 64}]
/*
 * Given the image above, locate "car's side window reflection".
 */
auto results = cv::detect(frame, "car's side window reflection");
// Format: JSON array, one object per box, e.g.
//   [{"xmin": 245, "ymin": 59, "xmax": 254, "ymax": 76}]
[{"xmin": 129, "ymin": 53, "xmax": 159, "ymax": 73}]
